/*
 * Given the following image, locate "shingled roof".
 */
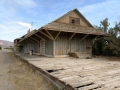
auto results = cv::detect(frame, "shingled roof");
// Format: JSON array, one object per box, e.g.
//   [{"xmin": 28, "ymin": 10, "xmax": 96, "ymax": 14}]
[
  {"xmin": 41, "ymin": 22, "xmax": 107, "ymax": 35},
  {"xmin": 53, "ymin": 8, "xmax": 93, "ymax": 27}
]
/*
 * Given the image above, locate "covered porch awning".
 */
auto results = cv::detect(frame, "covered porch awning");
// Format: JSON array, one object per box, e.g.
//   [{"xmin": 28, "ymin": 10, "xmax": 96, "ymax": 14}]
[{"xmin": 18, "ymin": 22, "xmax": 110, "ymax": 44}]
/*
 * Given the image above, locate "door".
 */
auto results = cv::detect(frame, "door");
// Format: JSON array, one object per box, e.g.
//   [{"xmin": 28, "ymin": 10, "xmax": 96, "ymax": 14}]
[
  {"xmin": 28, "ymin": 44, "xmax": 31, "ymax": 52},
  {"xmin": 40, "ymin": 40, "xmax": 45, "ymax": 54}
]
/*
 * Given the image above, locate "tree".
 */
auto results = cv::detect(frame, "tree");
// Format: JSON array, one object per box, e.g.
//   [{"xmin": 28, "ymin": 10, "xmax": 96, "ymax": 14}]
[
  {"xmin": 92, "ymin": 18, "xmax": 110, "ymax": 55},
  {"xmin": 93, "ymin": 18, "xmax": 120, "ymax": 56},
  {"xmin": 106, "ymin": 22, "xmax": 120, "ymax": 56},
  {"xmin": 100, "ymin": 18, "xmax": 110, "ymax": 33}
]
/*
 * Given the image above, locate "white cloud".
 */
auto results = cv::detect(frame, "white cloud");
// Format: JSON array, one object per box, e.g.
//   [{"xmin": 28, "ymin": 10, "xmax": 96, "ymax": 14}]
[
  {"xmin": 17, "ymin": 22, "xmax": 31, "ymax": 27},
  {"xmin": 17, "ymin": 21, "xmax": 36, "ymax": 30},
  {"xmin": 7, "ymin": 0, "xmax": 37, "ymax": 8},
  {"xmin": 79, "ymin": 0, "xmax": 120, "ymax": 26},
  {"xmin": 0, "ymin": 24, "xmax": 8, "ymax": 30}
]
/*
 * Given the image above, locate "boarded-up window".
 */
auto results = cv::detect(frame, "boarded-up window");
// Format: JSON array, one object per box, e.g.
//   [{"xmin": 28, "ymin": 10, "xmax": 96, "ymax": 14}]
[{"xmin": 69, "ymin": 17, "xmax": 80, "ymax": 24}]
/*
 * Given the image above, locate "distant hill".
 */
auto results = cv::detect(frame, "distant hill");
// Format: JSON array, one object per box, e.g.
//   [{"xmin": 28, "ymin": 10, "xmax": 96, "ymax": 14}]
[{"xmin": 0, "ymin": 40, "xmax": 13, "ymax": 48}]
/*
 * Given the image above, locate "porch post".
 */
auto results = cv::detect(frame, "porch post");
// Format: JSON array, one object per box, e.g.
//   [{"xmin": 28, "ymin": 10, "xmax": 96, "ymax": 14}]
[
  {"xmin": 40, "ymin": 40, "xmax": 41, "ymax": 55},
  {"xmin": 53, "ymin": 40, "xmax": 55, "ymax": 57}
]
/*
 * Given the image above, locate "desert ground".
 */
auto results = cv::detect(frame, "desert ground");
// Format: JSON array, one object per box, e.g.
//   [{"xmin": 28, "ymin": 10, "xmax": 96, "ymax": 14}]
[{"xmin": 0, "ymin": 49, "xmax": 58, "ymax": 90}]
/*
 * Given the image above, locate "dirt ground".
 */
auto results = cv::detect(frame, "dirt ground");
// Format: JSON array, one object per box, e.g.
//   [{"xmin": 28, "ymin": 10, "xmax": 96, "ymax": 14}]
[
  {"xmin": 0, "ymin": 49, "xmax": 15, "ymax": 90},
  {"xmin": 9, "ymin": 52, "xmax": 58, "ymax": 90},
  {"xmin": 0, "ymin": 49, "xmax": 58, "ymax": 90}
]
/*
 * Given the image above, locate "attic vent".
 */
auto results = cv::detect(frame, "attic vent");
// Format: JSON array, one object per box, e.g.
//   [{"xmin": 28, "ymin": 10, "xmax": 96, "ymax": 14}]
[{"xmin": 69, "ymin": 17, "xmax": 80, "ymax": 24}]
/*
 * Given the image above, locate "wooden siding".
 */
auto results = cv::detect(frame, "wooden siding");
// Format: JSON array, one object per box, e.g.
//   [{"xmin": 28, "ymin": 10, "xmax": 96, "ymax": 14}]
[
  {"xmin": 23, "ymin": 43, "xmax": 40, "ymax": 53},
  {"xmin": 55, "ymin": 32, "xmax": 68, "ymax": 55},
  {"xmin": 23, "ymin": 44, "xmax": 29, "ymax": 53},
  {"xmin": 45, "ymin": 39, "xmax": 53, "ymax": 55},
  {"xmin": 55, "ymin": 32, "xmax": 92, "ymax": 55},
  {"xmin": 31, "ymin": 43, "xmax": 40, "ymax": 53},
  {"xmin": 56, "ymin": 10, "xmax": 90, "ymax": 27},
  {"xmin": 21, "ymin": 31, "xmax": 92, "ymax": 56}
]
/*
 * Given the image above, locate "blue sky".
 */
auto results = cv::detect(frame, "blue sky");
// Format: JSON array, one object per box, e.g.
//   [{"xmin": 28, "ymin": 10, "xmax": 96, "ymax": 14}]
[{"xmin": 0, "ymin": 0, "xmax": 120, "ymax": 42}]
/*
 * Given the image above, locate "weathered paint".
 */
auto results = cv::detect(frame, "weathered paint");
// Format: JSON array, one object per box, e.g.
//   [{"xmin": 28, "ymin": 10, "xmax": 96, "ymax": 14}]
[
  {"xmin": 23, "ymin": 43, "xmax": 40, "ymax": 53},
  {"xmin": 55, "ymin": 32, "xmax": 92, "ymax": 55},
  {"xmin": 45, "ymin": 39, "xmax": 53, "ymax": 55},
  {"xmin": 21, "ymin": 30, "xmax": 92, "ymax": 57}
]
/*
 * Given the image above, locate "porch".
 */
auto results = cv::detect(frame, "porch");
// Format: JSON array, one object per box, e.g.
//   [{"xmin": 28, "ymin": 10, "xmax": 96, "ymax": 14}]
[{"xmin": 15, "ymin": 52, "xmax": 120, "ymax": 90}]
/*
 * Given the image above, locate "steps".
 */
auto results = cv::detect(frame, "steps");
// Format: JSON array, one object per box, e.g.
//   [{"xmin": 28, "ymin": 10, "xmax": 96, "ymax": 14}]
[{"xmin": 69, "ymin": 52, "xmax": 92, "ymax": 59}]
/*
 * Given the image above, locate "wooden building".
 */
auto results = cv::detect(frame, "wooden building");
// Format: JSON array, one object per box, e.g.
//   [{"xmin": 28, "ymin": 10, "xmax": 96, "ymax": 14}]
[{"xmin": 15, "ymin": 9, "xmax": 108, "ymax": 58}]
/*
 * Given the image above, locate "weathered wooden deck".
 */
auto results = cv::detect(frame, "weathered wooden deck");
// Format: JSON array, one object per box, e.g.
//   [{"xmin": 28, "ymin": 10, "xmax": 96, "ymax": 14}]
[{"xmin": 16, "ymin": 53, "xmax": 120, "ymax": 90}]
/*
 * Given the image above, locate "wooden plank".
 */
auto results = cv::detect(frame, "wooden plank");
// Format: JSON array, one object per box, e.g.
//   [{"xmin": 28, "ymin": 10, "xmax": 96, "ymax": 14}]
[
  {"xmin": 92, "ymin": 35, "xmax": 100, "ymax": 41},
  {"xmin": 69, "ymin": 33, "xmax": 76, "ymax": 41},
  {"xmin": 39, "ymin": 30, "xmax": 53, "ymax": 40},
  {"xmin": 34, "ymin": 34, "xmax": 46, "ymax": 41},
  {"xmin": 53, "ymin": 40, "xmax": 55, "ymax": 57},
  {"xmin": 80, "ymin": 34, "xmax": 89, "ymax": 42},
  {"xmin": 21, "ymin": 38, "xmax": 35, "ymax": 44},
  {"xmin": 22, "ymin": 40, "xmax": 29, "ymax": 45},
  {"xmin": 55, "ymin": 31, "xmax": 61, "ymax": 40},
  {"xmin": 27, "ymin": 38, "xmax": 36, "ymax": 43},
  {"xmin": 46, "ymin": 30, "xmax": 55, "ymax": 40},
  {"xmin": 30, "ymin": 37, "xmax": 39, "ymax": 43},
  {"xmin": 15, "ymin": 52, "xmax": 120, "ymax": 90}
]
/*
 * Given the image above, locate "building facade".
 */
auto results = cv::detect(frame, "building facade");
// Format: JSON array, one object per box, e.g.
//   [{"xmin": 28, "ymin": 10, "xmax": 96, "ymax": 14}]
[{"xmin": 14, "ymin": 9, "xmax": 108, "ymax": 58}]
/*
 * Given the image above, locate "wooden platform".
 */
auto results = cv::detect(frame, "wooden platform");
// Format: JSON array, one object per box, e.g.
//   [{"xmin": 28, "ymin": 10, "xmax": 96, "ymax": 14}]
[{"xmin": 16, "ymin": 53, "xmax": 120, "ymax": 90}]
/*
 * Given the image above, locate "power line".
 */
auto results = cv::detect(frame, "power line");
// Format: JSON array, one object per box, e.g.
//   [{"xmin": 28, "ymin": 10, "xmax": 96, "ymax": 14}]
[
  {"xmin": 30, "ymin": 21, "xmax": 41, "ymax": 30},
  {"xmin": 0, "ymin": 25, "xmax": 31, "ymax": 36},
  {"xmin": 0, "ymin": 21, "xmax": 41, "ymax": 36}
]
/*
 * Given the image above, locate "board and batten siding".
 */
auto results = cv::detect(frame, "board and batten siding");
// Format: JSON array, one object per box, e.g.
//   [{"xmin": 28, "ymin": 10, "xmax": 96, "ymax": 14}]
[
  {"xmin": 45, "ymin": 39, "xmax": 53, "ymax": 55},
  {"xmin": 55, "ymin": 32, "xmax": 68, "ymax": 55},
  {"xmin": 55, "ymin": 33, "xmax": 92, "ymax": 55},
  {"xmin": 23, "ymin": 43, "xmax": 40, "ymax": 53},
  {"xmin": 56, "ymin": 10, "xmax": 90, "ymax": 27},
  {"xmin": 23, "ymin": 44, "xmax": 29, "ymax": 53}
]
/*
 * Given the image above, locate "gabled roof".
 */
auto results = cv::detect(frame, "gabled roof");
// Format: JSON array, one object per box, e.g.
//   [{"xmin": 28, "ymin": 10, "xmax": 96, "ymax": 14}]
[
  {"xmin": 41, "ymin": 22, "xmax": 107, "ymax": 35},
  {"xmin": 17, "ymin": 8, "xmax": 109, "ymax": 43},
  {"xmin": 53, "ymin": 8, "xmax": 93, "ymax": 27},
  {"xmin": 19, "ymin": 30, "xmax": 37, "ymax": 43},
  {"xmin": 41, "ymin": 8, "xmax": 108, "ymax": 35}
]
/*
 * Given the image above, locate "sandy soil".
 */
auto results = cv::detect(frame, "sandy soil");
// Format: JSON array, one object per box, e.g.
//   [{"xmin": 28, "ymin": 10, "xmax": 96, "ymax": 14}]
[
  {"xmin": 9, "ymin": 52, "xmax": 58, "ymax": 90},
  {"xmin": 0, "ymin": 49, "xmax": 15, "ymax": 90},
  {"xmin": 0, "ymin": 49, "xmax": 58, "ymax": 90}
]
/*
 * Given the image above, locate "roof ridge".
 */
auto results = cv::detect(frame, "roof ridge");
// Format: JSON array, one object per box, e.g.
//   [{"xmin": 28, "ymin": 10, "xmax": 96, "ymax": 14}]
[{"xmin": 47, "ymin": 8, "xmax": 93, "ymax": 27}]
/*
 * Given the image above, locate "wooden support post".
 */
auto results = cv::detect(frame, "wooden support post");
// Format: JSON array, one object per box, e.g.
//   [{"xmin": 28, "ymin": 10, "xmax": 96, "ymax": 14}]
[
  {"xmin": 80, "ymin": 34, "xmax": 89, "ymax": 42},
  {"xmin": 39, "ymin": 31, "xmax": 53, "ymax": 40},
  {"xmin": 34, "ymin": 34, "xmax": 46, "ymax": 41},
  {"xmin": 53, "ymin": 40, "xmax": 55, "ymax": 57},
  {"xmin": 45, "ymin": 30, "xmax": 54, "ymax": 40},
  {"xmin": 69, "ymin": 33, "xmax": 76, "ymax": 41},
  {"xmin": 30, "ymin": 37, "xmax": 39, "ymax": 43},
  {"xmin": 55, "ymin": 31, "xmax": 61, "ymax": 40},
  {"xmin": 92, "ymin": 35, "xmax": 100, "ymax": 41}
]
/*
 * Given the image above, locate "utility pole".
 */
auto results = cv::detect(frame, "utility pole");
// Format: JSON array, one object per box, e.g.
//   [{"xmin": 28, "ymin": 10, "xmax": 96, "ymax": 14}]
[{"xmin": 31, "ymin": 22, "xmax": 33, "ymax": 31}]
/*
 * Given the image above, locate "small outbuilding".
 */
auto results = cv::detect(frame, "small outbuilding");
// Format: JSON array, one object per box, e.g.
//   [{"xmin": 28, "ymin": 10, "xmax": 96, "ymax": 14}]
[{"xmin": 15, "ymin": 9, "xmax": 108, "ymax": 58}]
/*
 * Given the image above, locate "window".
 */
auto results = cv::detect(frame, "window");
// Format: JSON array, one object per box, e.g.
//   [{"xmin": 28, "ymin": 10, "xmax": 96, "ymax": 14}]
[
  {"xmin": 71, "ymin": 19, "xmax": 75, "ymax": 23},
  {"xmin": 69, "ymin": 17, "xmax": 80, "ymax": 24}
]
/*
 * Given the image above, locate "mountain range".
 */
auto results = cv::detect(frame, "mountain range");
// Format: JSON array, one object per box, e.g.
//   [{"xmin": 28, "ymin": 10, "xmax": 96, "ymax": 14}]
[{"xmin": 0, "ymin": 40, "xmax": 13, "ymax": 48}]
